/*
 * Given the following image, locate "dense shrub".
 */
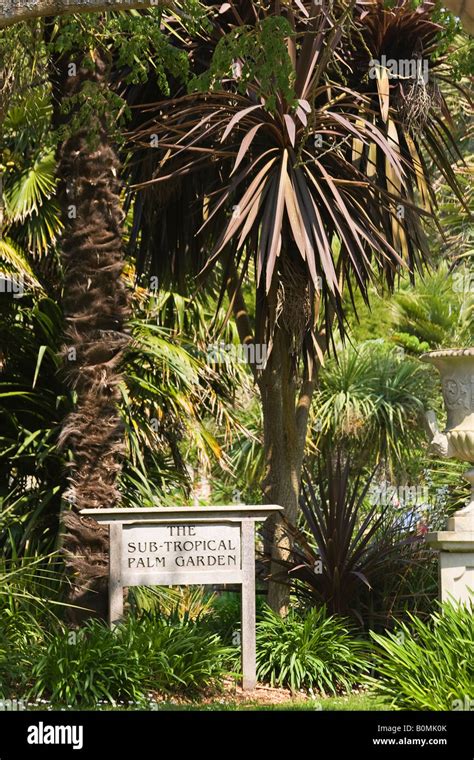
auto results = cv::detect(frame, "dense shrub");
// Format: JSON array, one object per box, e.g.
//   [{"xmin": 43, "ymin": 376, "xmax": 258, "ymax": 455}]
[
  {"xmin": 129, "ymin": 585, "xmax": 215, "ymax": 621},
  {"xmin": 0, "ymin": 631, "xmax": 24, "ymax": 697},
  {"xmin": 0, "ymin": 553, "xmax": 63, "ymax": 697},
  {"xmin": 367, "ymin": 600, "xmax": 474, "ymax": 710},
  {"xmin": 29, "ymin": 621, "xmax": 146, "ymax": 707},
  {"xmin": 0, "ymin": 608, "xmax": 46, "ymax": 697},
  {"xmin": 207, "ymin": 591, "xmax": 266, "ymax": 645},
  {"xmin": 125, "ymin": 612, "xmax": 233, "ymax": 693},
  {"xmin": 256, "ymin": 606, "xmax": 368, "ymax": 693},
  {"xmin": 28, "ymin": 613, "xmax": 232, "ymax": 707}
]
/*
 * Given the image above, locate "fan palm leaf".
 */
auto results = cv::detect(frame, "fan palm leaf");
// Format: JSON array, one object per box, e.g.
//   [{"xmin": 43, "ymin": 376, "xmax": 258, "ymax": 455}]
[{"xmin": 0, "ymin": 238, "xmax": 42, "ymax": 289}]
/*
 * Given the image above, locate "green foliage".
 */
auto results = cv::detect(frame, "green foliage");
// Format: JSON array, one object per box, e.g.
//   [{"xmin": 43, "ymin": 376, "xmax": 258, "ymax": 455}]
[
  {"xmin": 391, "ymin": 264, "xmax": 473, "ymax": 352},
  {"xmin": 29, "ymin": 620, "xmax": 146, "ymax": 707},
  {"xmin": 345, "ymin": 264, "xmax": 472, "ymax": 356},
  {"xmin": 210, "ymin": 396, "xmax": 264, "ymax": 506},
  {"xmin": 5, "ymin": 153, "xmax": 56, "ymax": 223},
  {"xmin": 129, "ymin": 612, "xmax": 232, "ymax": 694},
  {"xmin": 442, "ymin": 33, "xmax": 474, "ymax": 81},
  {"xmin": 256, "ymin": 606, "xmax": 368, "ymax": 694},
  {"xmin": 0, "ymin": 565, "xmax": 60, "ymax": 697},
  {"xmin": 56, "ymin": 78, "xmax": 129, "ymax": 148},
  {"xmin": 0, "ymin": 23, "xmax": 48, "ymax": 122},
  {"xmin": 0, "ymin": 239, "xmax": 42, "ymax": 289},
  {"xmin": 312, "ymin": 340, "xmax": 435, "ymax": 467},
  {"xmin": 129, "ymin": 585, "xmax": 215, "ymax": 621},
  {"xmin": 190, "ymin": 16, "xmax": 297, "ymax": 112},
  {"xmin": 207, "ymin": 591, "xmax": 266, "ymax": 646},
  {"xmin": 53, "ymin": 9, "xmax": 190, "ymax": 88},
  {"xmin": 28, "ymin": 613, "xmax": 231, "ymax": 706},
  {"xmin": 344, "ymin": 285, "xmax": 394, "ymax": 344},
  {"xmin": 392, "ymin": 333, "xmax": 430, "ymax": 355},
  {"xmin": 1, "ymin": 75, "xmax": 60, "ymax": 264},
  {"xmin": 0, "ymin": 297, "xmax": 71, "ymax": 557},
  {"xmin": 0, "ymin": 509, "xmax": 66, "ymax": 698},
  {"xmin": 2, "ymin": 7, "xmax": 199, "ymax": 161},
  {"xmin": 367, "ymin": 600, "xmax": 474, "ymax": 710},
  {"xmin": 46, "ymin": 8, "xmax": 195, "ymax": 144},
  {"xmin": 119, "ymin": 289, "xmax": 242, "ymax": 506},
  {"xmin": 108, "ymin": 10, "xmax": 190, "ymax": 89}
]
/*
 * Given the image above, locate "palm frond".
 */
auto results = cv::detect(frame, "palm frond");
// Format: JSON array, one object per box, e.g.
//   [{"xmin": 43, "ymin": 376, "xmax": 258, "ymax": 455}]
[
  {"xmin": 5, "ymin": 152, "xmax": 56, "ymax": 223},
  {"xmin": 0, "ymin": 238, "xmax": 42, "ymax": 289}
]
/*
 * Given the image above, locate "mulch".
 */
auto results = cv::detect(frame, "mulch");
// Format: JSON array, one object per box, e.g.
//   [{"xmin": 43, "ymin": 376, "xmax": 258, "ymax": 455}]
[{"xmin": 150, "ymin": 678, "xmax": 312, "ymax": 706}]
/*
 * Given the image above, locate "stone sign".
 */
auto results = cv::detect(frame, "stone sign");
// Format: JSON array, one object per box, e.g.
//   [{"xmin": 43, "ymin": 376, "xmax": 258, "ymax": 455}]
[{"xmin": 81, "ymin": 505, "xmax": 282, "ymax": 690}]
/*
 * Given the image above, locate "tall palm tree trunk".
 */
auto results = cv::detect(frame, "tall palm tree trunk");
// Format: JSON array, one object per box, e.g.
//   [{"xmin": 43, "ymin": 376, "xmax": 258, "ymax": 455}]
[
  {"xmin": 259, "ymin": 327, "xmax": 316, "ymax": 615},
  {"xmin": 228, "ymin": 258, "xmax": 323, "ymax": 616},
  {"xmin": 52, "ymin": 47, "xmax": 130, "ymax": 620}
]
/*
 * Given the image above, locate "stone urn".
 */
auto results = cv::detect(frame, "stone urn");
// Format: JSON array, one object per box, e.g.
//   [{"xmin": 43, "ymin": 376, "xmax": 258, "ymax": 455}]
[{"xmin": 421, "ymin": 348, "xmax": 474, "ymax": 604}]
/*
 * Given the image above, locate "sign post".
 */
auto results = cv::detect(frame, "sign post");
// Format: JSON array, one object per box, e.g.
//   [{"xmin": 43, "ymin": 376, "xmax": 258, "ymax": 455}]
[{"xmin": 81, "ymin": 505, "xmax": 282, "ymax": 690}]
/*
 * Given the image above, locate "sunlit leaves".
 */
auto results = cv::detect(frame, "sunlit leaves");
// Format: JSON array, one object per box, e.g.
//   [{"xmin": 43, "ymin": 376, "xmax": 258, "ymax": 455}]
[
  {"xmin": 367, "ymin": 600, "xmax": 474, "ymax": 710},
  {"xmin": 313, "ymin": 340, "xmax": 434, "ymax": 465},
  {"xmin": 190, "ymin": 16, "xmax": 297, "ymax": 112},
  {"xmin": 6, "ymin": 153, "xmax": 56, "ymax": 223}
]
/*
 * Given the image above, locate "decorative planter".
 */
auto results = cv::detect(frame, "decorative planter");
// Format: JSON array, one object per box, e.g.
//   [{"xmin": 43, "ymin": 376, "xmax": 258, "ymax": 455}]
[
  {"xmin": 421, "ymin": 348, "xmax": 474, "ymax": 605},
  {"xmin": 422, "ymin": 348, "xmax": 474, "ymax": 463}
]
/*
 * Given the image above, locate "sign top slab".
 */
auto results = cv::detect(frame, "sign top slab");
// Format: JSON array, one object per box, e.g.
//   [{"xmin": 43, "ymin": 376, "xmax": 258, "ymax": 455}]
[{"xmin": 81, "ymin": 505, "xmax": 282, "ymax": 524}]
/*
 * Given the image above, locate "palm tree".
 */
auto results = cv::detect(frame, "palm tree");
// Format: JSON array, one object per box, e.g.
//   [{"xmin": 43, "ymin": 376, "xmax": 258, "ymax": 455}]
[
  {"xmin": 128, "ymin": 0, "xmax": 466, "ymax": 612},
  {"xmin": 2, "ymin": 25, "xmax": 131, "ymax": 617},
  {"xmin": 43, "ymin": 6, "xmax": 212, "ymax": 618},
  {"xmin": 310, "ymin": 340, "xmax": 436, "ymax": 470}
]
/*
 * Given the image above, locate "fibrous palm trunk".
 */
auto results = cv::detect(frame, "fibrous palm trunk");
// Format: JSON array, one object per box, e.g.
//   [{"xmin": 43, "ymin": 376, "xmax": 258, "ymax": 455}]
[{"xmin": 54, "ymin": 50, "xmax": 130, "ymax": 620}]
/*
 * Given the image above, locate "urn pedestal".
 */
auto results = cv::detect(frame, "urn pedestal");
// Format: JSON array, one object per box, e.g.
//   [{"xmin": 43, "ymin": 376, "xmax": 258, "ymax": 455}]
[{"xmin": 421, "ymin": 349, "xmax": 474, "ymax": 605}]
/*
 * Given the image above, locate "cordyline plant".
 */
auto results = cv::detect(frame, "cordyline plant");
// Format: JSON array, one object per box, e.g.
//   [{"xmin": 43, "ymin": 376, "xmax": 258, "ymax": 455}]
[
  {"xmin": 275, "ymin": 457, "xmax": 429, "ymax": 627},
  {"xmin": 128, "ymin": 0, "xmax": 465, "ymax": 613}
]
